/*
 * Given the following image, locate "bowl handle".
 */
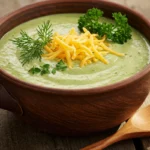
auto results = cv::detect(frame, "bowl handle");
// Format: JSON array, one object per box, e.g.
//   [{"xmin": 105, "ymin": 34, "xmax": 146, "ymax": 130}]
[
  {"xmin": 0, "ymin": 83, "xmax": 23, "ymax": 115},
  {"xmin": 0, "ymin": 16, "xmax": 23, "ymax": 115}
]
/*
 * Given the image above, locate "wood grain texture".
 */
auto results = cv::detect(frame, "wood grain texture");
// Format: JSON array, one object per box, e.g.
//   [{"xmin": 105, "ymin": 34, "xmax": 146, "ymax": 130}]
[
  {"xmin": 81, "ymin": 105, "xmax": 150, "ymax": 150},
  {"xmin": 141, "ymin": 138, "xmax": 150, "ymax": 150},
  {"xmin": 0, "ymin": 0, "xmax": 150, "ymax": 150},
  {"xmin": 0, "ymin": 111, "xmax": 136, "ymax": 150}
]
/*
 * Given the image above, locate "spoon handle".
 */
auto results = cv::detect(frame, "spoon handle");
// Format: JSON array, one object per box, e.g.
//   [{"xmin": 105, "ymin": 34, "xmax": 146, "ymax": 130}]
[
  {"xmin": 81, "ymin": 132, "xmax": 125, "ymax": 150},
  {"xmin": 81, "ymin": 130, "xmax": 150, "ymax": 150}
]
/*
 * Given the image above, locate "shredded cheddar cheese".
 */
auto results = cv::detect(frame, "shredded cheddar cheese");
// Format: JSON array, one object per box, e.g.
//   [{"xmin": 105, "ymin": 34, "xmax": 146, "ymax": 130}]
[{"xmin": 43, "ymin": 27, "xmax": 124, "ymax": 68}]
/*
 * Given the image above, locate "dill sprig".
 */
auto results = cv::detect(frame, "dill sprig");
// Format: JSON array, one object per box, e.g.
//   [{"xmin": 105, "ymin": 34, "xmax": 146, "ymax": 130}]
[
  {"xmin": 37, "ymin": 21, "xmax": 53, "ymax": 46},
  {"xmin": 11, "ymin": 21, "xmax": 53, "ymax": 65}
]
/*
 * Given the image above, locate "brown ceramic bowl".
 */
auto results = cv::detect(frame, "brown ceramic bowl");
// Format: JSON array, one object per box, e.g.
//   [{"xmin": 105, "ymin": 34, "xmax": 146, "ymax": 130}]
[{"xmin": 0, "ymin": 0, "xmax": 150, "ymax": 136}]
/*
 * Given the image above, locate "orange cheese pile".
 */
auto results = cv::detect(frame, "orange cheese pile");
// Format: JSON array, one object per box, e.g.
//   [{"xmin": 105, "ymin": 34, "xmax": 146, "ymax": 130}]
[{"xmin": 43, "ymin": 27, "xmax": 124, "ymax": 68}]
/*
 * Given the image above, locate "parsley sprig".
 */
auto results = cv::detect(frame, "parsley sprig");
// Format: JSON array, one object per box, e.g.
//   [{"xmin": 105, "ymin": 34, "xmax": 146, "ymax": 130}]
[
  {"xmin": 12, "ymin": 21, "xmax": 53, "ymax": 65},
  {"xmin": 28, "ymin": 66, "xmax": 41, "ymax": 75},
  {"xmin": 52, "ymin": 60, "xmax": 68, "ymax": 74},
  {"xmin": 28, "ymin": 60, "xmax": 67, "ymax": 75},
  {"xmin": 78, "ymin": 8, "xmax": 132, "ymax": 44},
  {"xmin": 28, "ymin": 64, "xmax": 50, "ymax": 75},
  {"xmin": 41, "ymin": 64, "xmax": 50, "ymax": 75}
]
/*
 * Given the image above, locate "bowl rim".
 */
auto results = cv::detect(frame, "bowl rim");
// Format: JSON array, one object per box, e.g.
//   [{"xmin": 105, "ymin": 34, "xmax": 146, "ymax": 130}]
[{"xmin": 0, "ymin": 0, "xmax": 150, "ymax": 95}]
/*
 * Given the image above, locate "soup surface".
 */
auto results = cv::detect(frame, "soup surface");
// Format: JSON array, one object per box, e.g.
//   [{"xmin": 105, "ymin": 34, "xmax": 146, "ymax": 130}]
[{"xmin": 0, "ymin": 14, "xmax": 150, "ymax": 89}]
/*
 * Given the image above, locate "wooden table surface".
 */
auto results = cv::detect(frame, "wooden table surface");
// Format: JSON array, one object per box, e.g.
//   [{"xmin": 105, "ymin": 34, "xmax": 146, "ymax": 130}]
[{"xmin": 0, "ymin": 0, "xmax": 150, "ymax": 150}]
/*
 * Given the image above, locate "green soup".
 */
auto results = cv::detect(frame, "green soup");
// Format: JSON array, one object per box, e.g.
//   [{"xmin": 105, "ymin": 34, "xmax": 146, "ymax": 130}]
[{"xmin": 0, "ymin": 14, "xmax": 150, "ymax": 89}]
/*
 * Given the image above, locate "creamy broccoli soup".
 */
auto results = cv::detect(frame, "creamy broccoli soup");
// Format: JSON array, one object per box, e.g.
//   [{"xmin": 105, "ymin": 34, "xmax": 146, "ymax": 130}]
[{"xmin": 0, "ymin": 14, "xmax": 149, "ymax": 89}]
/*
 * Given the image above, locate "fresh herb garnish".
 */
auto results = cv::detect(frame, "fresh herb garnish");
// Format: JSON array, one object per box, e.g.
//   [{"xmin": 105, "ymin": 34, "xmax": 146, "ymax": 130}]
[
  {"xmin": 37, "ymin": 21, "xmax": 53, "ymax": 46},
  {"xmin": 29, "ymin": 67, "xmax": 41, "ymax": 75},
  {"xmin": 52, "ymin": 60, "xmax": 67, "ymax": 74},
  {"xmin": 51, "ymin": 68, "xmax": 57, "ymax": 75},
  {"xmin": 12, "ymin": 21, "xmax": 53, "ymax": 65},
  {"xmin": 56, "ymin": 60, "xmax": 68, "ymax": 71},
  {"xmin": 29, "ymin": 64, "xmax": 50, "ymax": 75},
  {"xmin": 40, "ymin": 64, "xmax": 50, "ymax": 75},
  {"xmin": 78, "ymin": 8, "xmax": 132, "ymax": 44},
  {"xmin": 28, "ymin": 60, "xmax": 67, "ymax": 75},
  {"xmin": 78, "ymin": 8, "xmax": 104, "ymax": 33}
]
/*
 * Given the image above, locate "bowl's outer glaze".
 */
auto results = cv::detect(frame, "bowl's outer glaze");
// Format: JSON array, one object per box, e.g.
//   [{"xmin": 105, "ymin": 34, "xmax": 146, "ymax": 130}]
[{"xmin": 0, "ymin": 0, "xmax": 150, "ymax": 135}]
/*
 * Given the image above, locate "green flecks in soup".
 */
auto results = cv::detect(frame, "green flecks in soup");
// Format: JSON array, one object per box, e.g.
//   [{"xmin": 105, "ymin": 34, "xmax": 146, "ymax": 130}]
[{"xmin": 0, "ymin": 14, "xmax": 150, "ymax": 89}]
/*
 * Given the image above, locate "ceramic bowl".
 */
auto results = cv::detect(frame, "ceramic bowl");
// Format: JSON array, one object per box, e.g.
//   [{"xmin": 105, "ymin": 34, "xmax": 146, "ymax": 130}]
[{"xmin": 0, "ymin": 0, "xmax": 150, "ymax": 135}]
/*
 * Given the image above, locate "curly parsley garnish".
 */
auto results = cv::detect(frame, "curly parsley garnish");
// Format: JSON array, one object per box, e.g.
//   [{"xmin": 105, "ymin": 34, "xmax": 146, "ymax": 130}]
[
  {"xmin": 11, "ymin": 21, "xmax": 53, "ymax": 65},
  {"xmin": 78, "ymin": 8, "xmax": 132, "ymax": 44}
]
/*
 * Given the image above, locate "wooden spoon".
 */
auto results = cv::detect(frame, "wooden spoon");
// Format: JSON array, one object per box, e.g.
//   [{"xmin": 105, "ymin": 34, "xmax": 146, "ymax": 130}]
[{"xmin": 81, "ymin": 105, "xmax": 150, "ymax": 150}]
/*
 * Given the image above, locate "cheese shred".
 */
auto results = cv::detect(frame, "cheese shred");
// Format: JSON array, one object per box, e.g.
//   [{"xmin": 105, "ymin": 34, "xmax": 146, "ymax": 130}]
[{"xmin": 43, "ymin": 27, "xmax": 124, "ymax": 68}]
